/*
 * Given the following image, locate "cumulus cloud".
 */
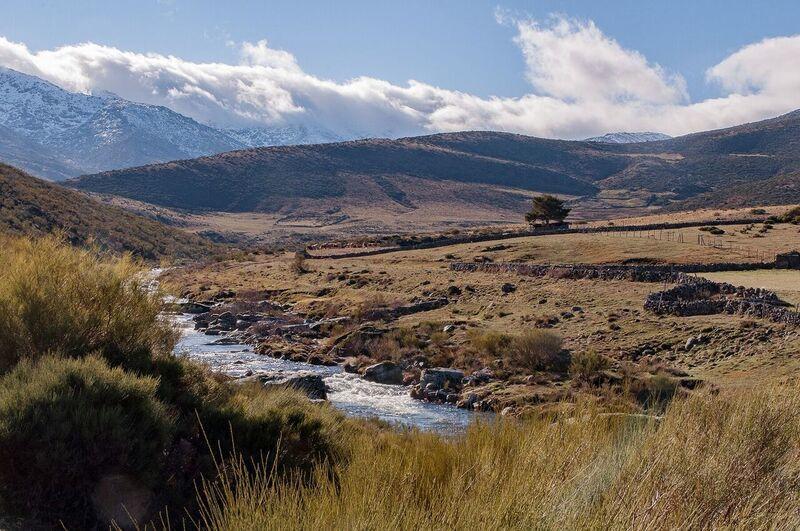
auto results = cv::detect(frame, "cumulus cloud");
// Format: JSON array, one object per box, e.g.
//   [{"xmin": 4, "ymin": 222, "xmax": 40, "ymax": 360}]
[
  {"xmin": 1, "ymin": 15, "xmax": 800, "ymax": 139},
  {"xmin": 514, "ymin": 17, "xmax": 687, "ymax": 105}
]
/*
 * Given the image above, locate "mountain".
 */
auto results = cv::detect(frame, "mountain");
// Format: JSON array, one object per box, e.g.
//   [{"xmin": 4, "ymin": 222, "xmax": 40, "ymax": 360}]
[
  {"xmin": 0, "ymin": 68, "xmax": 244, "ymax": 179},
  {"xmin": 0, "ymin": 163, "xmax": 216, "ymax": 259},
  {"xmin": 0, "ymin": 68, "xmax": 363, "ymax": 180},
  {"xmin": 69, "ymin": 110, "xmax": 800, "ymax": 217},
  {"xmin": 68, "ymin": 134, "xmax": 601, "ymax": 214},
  {"xmin": 585, "ymin": 132, "xmax": 672, "ymax": 143}
]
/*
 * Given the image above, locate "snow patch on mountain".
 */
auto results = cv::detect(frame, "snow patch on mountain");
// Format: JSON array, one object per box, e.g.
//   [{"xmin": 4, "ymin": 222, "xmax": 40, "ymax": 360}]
[
  {"xmin": 584, "ymin": 132, "xmax": 671, "ymax": 143},
  {"xmin": 225, "ymin": 124, "xmax": 344, "ymax": 147}
]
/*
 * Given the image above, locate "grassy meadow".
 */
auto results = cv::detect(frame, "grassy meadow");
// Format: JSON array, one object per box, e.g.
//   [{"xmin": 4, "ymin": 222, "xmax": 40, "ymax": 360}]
[{"xmin": 0, "ymin": 234, "xmax": 799, "ymax": 528}]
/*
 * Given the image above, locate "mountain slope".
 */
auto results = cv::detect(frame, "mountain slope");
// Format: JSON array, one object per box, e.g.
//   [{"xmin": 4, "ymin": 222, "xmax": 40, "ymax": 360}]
[
  {"xmin": 0, "ymin": 124, "xmax": 79, "ymax": 180},
  {"xmin": 68, "ymin": 136, "xmax": 599, "ymax": 213},
  {"xmin": 0, "ymin": 163, "xmax": 217, "ymax": 259},
  {"xmin": 0, "ymin": 68, "xmax": 244, "ymax": 178},
  {"xmin": 70, "ymin": 109, "xmax": 800, "ymax": 216}
]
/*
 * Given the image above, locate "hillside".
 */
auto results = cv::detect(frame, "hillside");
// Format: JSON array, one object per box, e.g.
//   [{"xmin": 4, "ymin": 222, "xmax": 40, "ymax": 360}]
[
  {"xmin": 68, "ymin": 136, "xmax": 599, "ymax": 213},
  {"xmin": 0, "ymin": 163, "xmax": 217, "ymax": 259},
  {"xmin": 69, "ymin": 110, "xmax": 800, "ymax": 218}
]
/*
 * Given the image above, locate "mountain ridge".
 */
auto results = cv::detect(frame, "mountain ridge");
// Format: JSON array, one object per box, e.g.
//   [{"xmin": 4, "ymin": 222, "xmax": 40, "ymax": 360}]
[
  {"xmin": 0, "ymin": 68, "xmax": 352, "ymax": 180},
  {"xmin": 69, "ymin": 109, "xmax": 800, "ymax": 215}
]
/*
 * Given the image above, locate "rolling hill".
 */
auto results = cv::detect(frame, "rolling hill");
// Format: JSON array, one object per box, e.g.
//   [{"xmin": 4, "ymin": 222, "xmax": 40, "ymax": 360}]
[
  {"xmin": 68, "ymin": 110, "xmax": 800, "ymax": 220},
  {"xmin": 0, "ymin": 163, "xmax": 217, "ymax": 259}
]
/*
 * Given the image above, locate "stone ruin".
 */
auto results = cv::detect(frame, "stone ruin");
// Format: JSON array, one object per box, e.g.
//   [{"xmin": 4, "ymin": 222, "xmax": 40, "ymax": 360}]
[{"xmin": 644, "ymin": 277, "xmax": 800, "ymax": 326}]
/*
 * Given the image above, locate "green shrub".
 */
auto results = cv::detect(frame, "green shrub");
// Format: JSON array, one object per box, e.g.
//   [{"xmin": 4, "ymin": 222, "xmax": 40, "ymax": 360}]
[
  {"xmin": 213, "ymin": 384, "xmax": 350, "ymax": 472},
  {"xmin": 468, "ymin": 329, "xmax": 513, "ymax": 358},
  {"xmin": 570, "ymin": 350, "xmax": 611, "ymax": 381},
  {"xmin": 699, "ymin": 226, "xmax": 725, "ymax": 235},
  {"xmin": 508, "ymin": 330, "xmax": 566, "ymax": 372},
  {"xmin": 0, "ymin": 355, "xmax": 173, "ymax": 527},
  {"xmin": 0, "ymin": 236, "xmax": 176, "ymax": 373}
]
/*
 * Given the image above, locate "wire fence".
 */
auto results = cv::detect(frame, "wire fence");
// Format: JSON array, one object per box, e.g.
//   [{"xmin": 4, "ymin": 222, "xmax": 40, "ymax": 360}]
[{"xmin": 599, "ymin": 227, "xmax": 775, "ymax": 263}]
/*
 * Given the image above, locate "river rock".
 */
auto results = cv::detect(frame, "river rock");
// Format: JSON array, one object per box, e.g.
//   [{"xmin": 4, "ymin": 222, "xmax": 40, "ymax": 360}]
[
  {"xmin": 256, "ymin": 372, "xmax": 328, "ymax": 400},
  {"xmin": 419, "ymin": 367, "xmax": 465, "ymax": 389},
  {"xmin": 362, "ymin": 361, "xmax": 403, "ymax": 385},
  {"xmin": 180, "ymin": 301, "xmax": 212, "ymax": 314}
]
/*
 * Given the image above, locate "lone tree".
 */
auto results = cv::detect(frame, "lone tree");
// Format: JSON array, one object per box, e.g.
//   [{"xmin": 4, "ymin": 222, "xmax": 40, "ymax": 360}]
[{"xmin": 526, "ymin": 194, "xmax": 570, "ymax": 225}]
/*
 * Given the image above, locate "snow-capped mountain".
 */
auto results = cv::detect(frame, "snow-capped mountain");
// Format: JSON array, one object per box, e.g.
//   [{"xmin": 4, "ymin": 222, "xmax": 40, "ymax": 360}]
[
  {"xmin": 0, "ymin": 67, "xmax": 358, "ymax": 180},
  {"xmin": 0, "ymin": 68, "xmax": 244, "ymax": 179},
  {"xmin": 584, "ymin": 132, "xmax": 671, "ymax": 143}
]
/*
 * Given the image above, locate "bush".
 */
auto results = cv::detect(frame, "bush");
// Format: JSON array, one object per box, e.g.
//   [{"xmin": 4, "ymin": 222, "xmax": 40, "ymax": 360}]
[
  {"xmin": 508, "ymin": 330, "xmax": 566, "ymax": 372},
  {"xmin": 0, "ymin": 236, "xmax": 352, "ymax": 527},
  {"xmin": 0, "ymin": 355, "xmax": 173, "ymax": 527},
  {"xmin": 699, "ymin": 226, "xmax": 725, "ymax": 235},
  {"xmin": 291, "ymin": 251, "xmax": 308, "ymax": 274},
  {"xmin": 779, "ymin": 206, "xmax": 800, "ymax": 223},
  {"xmin": 569, "ymin": 350, "xmax": 611, "ymax": 382},
  {"xmin": 0, "ymin": 236, "xmax": 176, "ymax": 373},
  {"xmin": 468, "ymin": 329, "xmax": 513, "ymax": 358}
]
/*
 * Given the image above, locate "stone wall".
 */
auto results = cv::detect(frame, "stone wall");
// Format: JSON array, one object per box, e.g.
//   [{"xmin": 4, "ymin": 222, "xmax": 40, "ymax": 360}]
[{"xmin": 450, "ymin": 261, "xmax": 769, "ymax": 283}]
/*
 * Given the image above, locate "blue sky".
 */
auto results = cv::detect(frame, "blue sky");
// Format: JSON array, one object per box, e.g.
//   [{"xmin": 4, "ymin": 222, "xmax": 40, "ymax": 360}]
[
  {"xmin": 2, "ymin": 1, "xmax": 800, "ymax": 138},
  {"xmin": 5, "ymin": 0, "xmax": 800, "ymax": 100}
]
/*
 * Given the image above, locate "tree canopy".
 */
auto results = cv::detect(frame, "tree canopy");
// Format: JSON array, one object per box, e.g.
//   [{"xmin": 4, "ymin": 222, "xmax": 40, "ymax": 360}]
[{"xmin": 525, "ymin": 194, "xmax": 570, "ymax": 225}]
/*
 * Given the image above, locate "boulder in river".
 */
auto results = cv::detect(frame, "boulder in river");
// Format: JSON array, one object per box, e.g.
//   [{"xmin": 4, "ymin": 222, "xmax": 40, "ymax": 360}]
[
  {"xmin": 419, "ymin": 367, "xmax": 465, "ymax": 389},
  {"xmin": 362, "ymin": 361, "xmax": 403, "ymax": 385},
  {"xmin": 180, "ymin": 301, "xmax": 213, "ymax": 314},
  {"xmin": 242, "ymin": 372, "xmax": 329, "ymax": 400}
]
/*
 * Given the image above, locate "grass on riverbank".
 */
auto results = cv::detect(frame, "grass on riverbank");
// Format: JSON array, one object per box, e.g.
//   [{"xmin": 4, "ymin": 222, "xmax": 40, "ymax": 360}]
[
  {"xmin": 0, "ymin": 235, "xmax": 352, "ymax": 528},
  {"xmin": 200, "ymin": 384, "xmax": 800, "ymax": 529}
]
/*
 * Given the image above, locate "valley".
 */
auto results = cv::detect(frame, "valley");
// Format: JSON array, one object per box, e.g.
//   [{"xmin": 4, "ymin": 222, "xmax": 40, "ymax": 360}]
[{"xmin": 5, "ymin": 6, "xmax": 800, "ymax": 528}]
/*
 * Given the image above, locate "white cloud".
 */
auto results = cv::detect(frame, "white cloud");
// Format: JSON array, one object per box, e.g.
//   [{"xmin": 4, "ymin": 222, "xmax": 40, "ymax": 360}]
[
  {"xmin": 514, "ymin": 17, "xmax": 687, "ymax": 105},
  {"xmin": 1, "ymin": 15, "xmax": 800, "ymax": 139}
]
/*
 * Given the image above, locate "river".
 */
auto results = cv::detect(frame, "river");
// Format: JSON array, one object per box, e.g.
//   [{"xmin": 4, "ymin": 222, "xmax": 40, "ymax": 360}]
[{"xmin": 171, "ymin": 314, "xmax": 484, "ymax": 433}]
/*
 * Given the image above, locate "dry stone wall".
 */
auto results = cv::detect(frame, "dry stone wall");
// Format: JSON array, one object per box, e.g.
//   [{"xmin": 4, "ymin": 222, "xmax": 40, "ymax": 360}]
[
  {"xmin": 450, "ymin": 261, "xmax": 768, "ymax": 283},
  {"xmin": 451, "ymin": 260, "xmax": 800, "ymax": 327}
]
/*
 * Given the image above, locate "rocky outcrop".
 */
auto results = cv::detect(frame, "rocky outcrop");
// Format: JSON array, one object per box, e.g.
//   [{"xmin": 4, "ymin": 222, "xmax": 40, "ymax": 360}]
[
  {"xmin": 360, "ymin": 298, "xmax": 449, "ymax": 321},
  {"xmin": 410, "ymin": 368, "xmax": 465, "ymax": 404},
  {"xmin": 362, "ymin": 361, "xmax": 404, "ymax": 385}
]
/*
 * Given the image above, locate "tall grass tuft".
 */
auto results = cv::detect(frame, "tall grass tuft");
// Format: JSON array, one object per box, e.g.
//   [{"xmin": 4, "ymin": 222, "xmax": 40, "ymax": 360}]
[
  {"xmin": 198, "ymin": 386, "xmax": 800, "ymax": 530},
  {"xmin": 0, "ymin": 235, "xmax": 176, "ymax": 373}
]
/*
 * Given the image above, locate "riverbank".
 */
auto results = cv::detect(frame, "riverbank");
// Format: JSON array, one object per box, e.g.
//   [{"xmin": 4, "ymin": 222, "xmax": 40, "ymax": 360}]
[{"xmin": 171, "ymin": 314, "xmax": 481, "ymax": 432}]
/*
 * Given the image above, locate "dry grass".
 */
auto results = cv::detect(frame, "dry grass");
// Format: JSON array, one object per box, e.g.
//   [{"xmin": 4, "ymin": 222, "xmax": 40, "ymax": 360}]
[
  {"xmin": 163, "ymin": 220, "xmax": 800, "ymax": 391},
  {"xmin": 198, "ymin": 385, "xmax": 800, "ymax": 530},
  {"xmin": 0, "ymin": 234, "xmax": 176, "ymax": 372}
]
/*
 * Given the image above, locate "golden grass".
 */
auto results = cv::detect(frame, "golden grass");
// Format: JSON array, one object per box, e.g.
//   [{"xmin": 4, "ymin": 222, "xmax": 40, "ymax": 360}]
[
  {"xmin": 198, "ymin": 385, "xmax": 800, "ymax": 530},
  {"xmin": 0, "ymin": 234, "xmax": 176, "ymax": 372}
]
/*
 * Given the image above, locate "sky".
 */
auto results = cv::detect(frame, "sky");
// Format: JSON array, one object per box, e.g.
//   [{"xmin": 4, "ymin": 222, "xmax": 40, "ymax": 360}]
[{"xmin": 2, "ymin": 0, "xmax": 800, "ymax": 139}]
